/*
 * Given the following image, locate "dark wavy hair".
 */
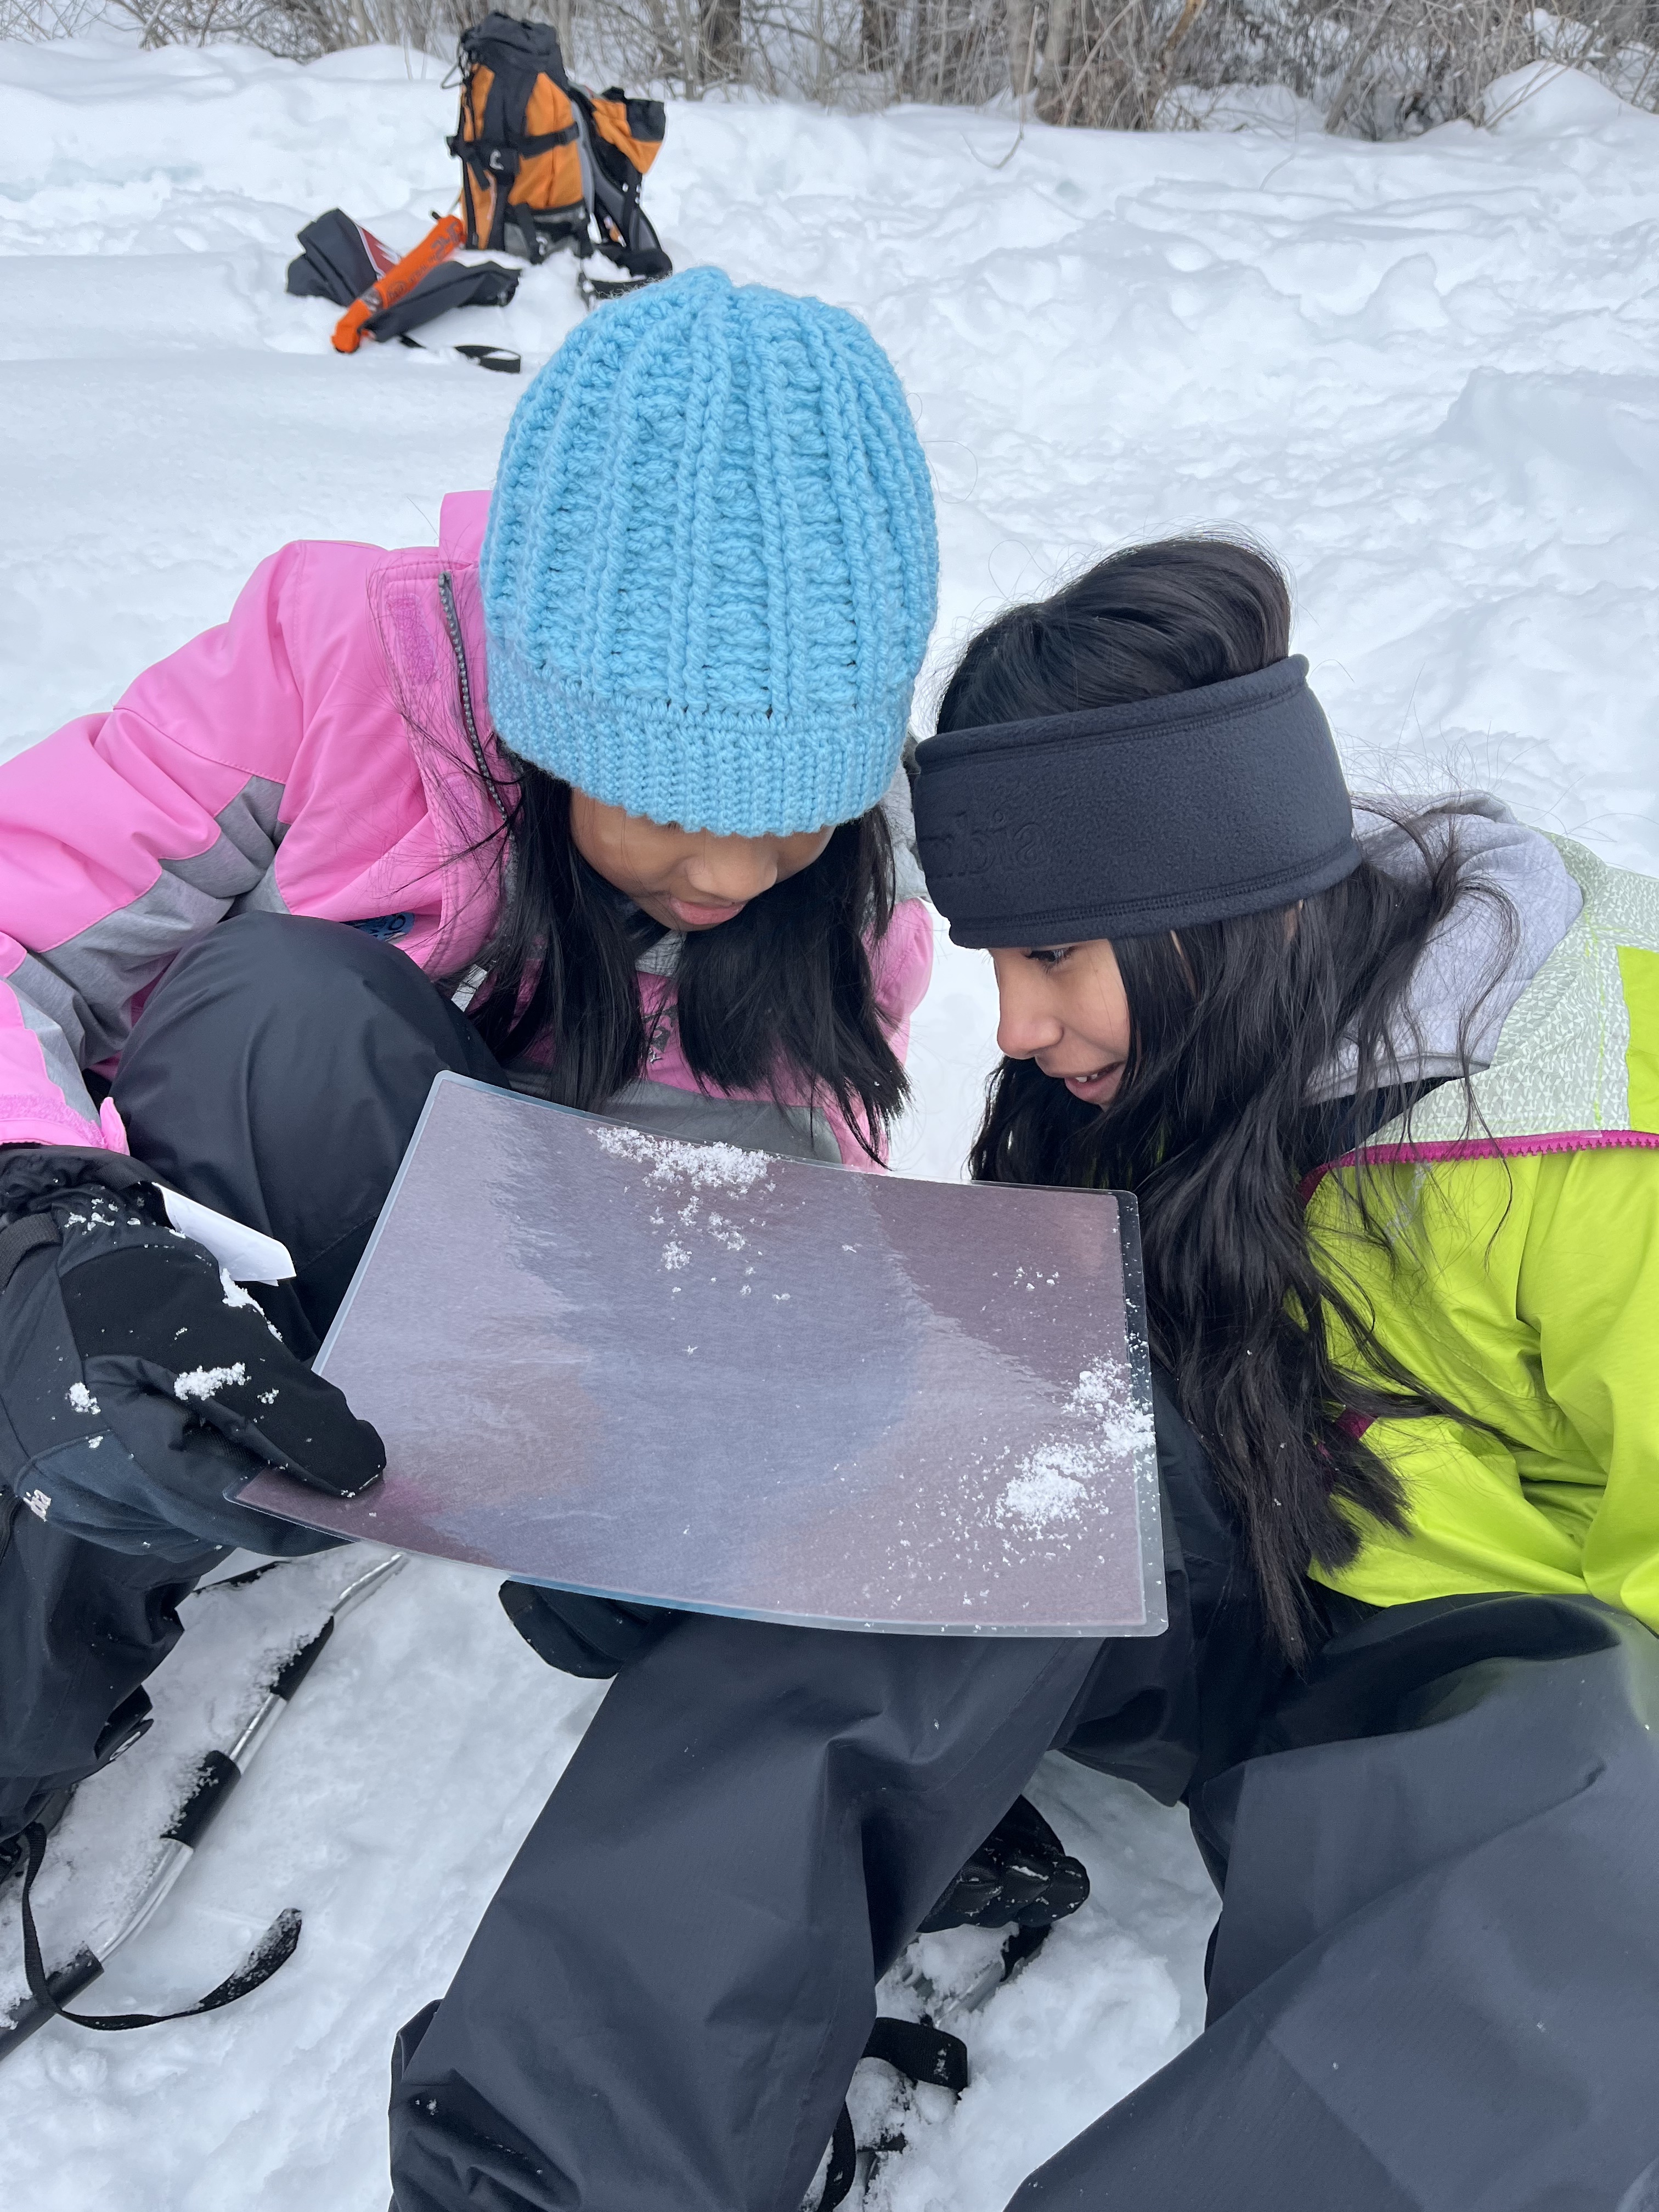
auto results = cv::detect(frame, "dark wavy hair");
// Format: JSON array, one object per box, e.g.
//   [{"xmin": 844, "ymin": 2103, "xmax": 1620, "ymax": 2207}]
[
  {"xmin": 459, "ymin": 762, "xmax": 909, "ymax": 1161},
  {"xmin": 946, "ymin": 539, "xmax": 1513, "ymax": 1661}
]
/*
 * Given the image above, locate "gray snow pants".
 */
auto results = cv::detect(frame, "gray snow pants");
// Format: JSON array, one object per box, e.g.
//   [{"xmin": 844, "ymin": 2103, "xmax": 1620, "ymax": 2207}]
[
  {"xmin": 1015, "ymin": 1593, "xmax": 1659, "ymax": 2212},
  {"xmin": 5, "ymin": 915, "xmax": 1657, "ymax": 2212},
  {"xmin": 389, "ymin": 1590, "xmax": 1659, "ymax": 2212}
]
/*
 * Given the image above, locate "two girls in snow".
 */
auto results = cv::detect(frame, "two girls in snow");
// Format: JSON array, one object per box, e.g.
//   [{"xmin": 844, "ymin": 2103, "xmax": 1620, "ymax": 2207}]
[{"xmin": 2, "ymin": 267, "xmax": 1657, "ymax": 2210}]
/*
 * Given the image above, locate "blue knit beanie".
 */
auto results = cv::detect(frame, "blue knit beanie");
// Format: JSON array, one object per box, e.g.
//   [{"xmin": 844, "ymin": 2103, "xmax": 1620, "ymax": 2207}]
[{"xmin": 481, "ymin": 267, "xmax": 938, "ymax": 836}]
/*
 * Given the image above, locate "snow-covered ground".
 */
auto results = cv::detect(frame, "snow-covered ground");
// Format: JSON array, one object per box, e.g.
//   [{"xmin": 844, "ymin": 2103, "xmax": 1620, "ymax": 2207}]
[{"xmin": 3, "ymin": 22, "xmax": 1659, "ymax": 2209}]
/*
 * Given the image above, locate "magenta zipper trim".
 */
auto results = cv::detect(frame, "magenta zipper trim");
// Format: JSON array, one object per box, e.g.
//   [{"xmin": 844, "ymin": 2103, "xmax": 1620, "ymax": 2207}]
[{"xmin": 1302, "ymin": 1126, "xmax": 1659, "ymax": 1203}]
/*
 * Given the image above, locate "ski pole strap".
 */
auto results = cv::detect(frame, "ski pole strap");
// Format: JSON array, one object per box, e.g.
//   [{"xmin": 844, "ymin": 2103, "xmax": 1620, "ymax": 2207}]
[
  {"xmin": 454, "ymin": 343, "xmax": 521, "ymax": 374},
  {"xmin": 817, "ymin": 2104, "xmax": 858, "ymax": 2212},
  {"xmin": 16, "ymin": 1821, "xmax": 301, "ymax": 2031},
  {"xmin": 863, "ymin": 2013, "xmax": 971, "ymax": 2092},
  {"xmin": 815, "ymin": 2015, "xmax": 970, "ymax": 2208}
]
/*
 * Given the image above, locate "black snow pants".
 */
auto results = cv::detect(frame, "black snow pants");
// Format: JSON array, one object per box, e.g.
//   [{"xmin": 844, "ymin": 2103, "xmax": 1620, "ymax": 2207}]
[
  {"xmin": 0, "ymin": 913, "xmax": 504, "ymax": 1837},
  {"xmin": 5, "ymin": 915, "xmax": 1657, "ymax": 2212}
]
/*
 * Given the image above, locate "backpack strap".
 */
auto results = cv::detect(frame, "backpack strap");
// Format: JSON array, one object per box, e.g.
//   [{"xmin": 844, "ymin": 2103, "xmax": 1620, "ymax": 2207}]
[
  {"xmin": 514, "ymin": 120, "xmax": 580, "ymax": 156},
  {"xmin": 478, "ymin": 60, "xmax": 526, "ymax": 178},
  {"xmin": 449, "ymin": 57, "xmax": 504, "ymax": 249}
]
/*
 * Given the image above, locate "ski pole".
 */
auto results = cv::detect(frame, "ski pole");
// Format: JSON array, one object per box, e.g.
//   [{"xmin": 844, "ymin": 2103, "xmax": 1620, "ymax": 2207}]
[
  {"xmin": 0, "ymin": 1551, "xmax": 407, "ymax": 2062},
  {"xmin": 332, "ymin": 215, "xmax": 465, "ymax": 354}
]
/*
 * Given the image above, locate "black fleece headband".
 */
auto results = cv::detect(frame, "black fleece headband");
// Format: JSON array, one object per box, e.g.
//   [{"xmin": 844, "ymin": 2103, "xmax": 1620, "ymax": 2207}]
[{"xmin": 912, "ymin": 656, "xmax": 1361, "ymax": 947}]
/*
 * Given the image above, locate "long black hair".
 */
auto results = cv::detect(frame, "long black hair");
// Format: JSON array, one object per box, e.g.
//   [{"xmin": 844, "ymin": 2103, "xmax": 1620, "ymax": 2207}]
[
  {"xmin": 947, "ymin": 539, "xmax": 1513, "ymax": 1662},
  {"xmin": 459, "ymin": 762, "xmax": 909, "ymax": 1160}
]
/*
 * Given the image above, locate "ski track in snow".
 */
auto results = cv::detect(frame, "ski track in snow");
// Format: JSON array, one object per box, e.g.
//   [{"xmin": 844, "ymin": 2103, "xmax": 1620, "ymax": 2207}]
[{"xmin": 4, "ymin": 20, "xmax": 1659, "ymax": 2207}]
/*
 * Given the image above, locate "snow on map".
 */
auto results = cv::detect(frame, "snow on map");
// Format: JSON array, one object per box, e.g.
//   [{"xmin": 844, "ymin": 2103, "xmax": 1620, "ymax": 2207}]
[
  {"xmin": 4, "ymin": 19, "xmax": 1659, "ymax": 2207},
  {"xmin": 593, "ymin": 1122, "xmax": 776, "ymax": 1195},
  {"xmin": 994, "ymin": 1359, "xmax": 1153, "ymax": 1538}
]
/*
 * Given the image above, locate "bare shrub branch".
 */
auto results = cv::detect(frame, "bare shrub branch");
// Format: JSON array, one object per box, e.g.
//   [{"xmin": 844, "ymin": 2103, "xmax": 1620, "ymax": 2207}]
[{"xmin": 5, "ymin": 0, "xmax": 1656, "ymax": 137}]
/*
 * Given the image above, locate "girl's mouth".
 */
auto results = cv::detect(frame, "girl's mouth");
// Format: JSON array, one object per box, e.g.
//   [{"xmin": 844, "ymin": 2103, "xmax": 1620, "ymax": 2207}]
[
  {"xmin": 1056, "ymin": 1063, "xmax": 1125, "ymax": 1103},
  {"xmin": 664, "ymin": 895, "xmax": 748, "ymax": 929}
]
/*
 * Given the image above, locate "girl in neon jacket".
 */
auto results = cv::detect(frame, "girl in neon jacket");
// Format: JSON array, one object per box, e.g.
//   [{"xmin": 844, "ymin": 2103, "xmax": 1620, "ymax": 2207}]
[
  {"xmin": 905, "ymin": 532, "xmax": 1659, "ymax": 2211},
  {"xmin": 381, "ymin": 533, "xmax": 1659, "ymax": 2212}
]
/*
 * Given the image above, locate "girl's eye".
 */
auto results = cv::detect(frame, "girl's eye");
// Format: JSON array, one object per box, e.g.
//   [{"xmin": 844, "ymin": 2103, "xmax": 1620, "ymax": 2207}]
[{"xmin": 1026, "ymin": 945, "xmax": 1075, "ymax": 970}]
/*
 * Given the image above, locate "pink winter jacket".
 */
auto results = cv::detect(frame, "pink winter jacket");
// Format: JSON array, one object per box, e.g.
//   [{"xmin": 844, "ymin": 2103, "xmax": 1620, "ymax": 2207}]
[{"xmin": 1, "ymin": 493, "xmax": 934, "ymax": 1169}]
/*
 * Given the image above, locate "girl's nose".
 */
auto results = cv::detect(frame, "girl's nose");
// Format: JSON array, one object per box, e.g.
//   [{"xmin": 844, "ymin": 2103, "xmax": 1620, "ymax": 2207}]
[
  {"xmin": 993, "ymin": 962, "xmax": 1065, "ymax": 1061},
  {"xmin": 682, "ymin": 835, "xmax": 779, "ymax": 904}
]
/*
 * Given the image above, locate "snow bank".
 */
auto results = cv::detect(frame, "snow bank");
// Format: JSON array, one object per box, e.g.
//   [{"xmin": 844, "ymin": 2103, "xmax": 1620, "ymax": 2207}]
[{"xmin": 3, "ymin": 22, "xmax": 1658, "ymax": 2209}]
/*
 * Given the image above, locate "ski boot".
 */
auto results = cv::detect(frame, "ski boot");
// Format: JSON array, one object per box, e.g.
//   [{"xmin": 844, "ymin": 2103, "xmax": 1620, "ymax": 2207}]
[
  {"xmin": 920, "ymin": 1793, "xmax": 1090, "ymax": 1954},
  {"xmin": 0, "ymin": 1686, "xmax": 153, "ymax": 1891},
  {"xmin": 812, "ymin": 1799, "xmax": 1091, "ymax": 2208},
  {"xmin": 0, "ymin": 1788, "xmax": 71, "ymax": 1891}
]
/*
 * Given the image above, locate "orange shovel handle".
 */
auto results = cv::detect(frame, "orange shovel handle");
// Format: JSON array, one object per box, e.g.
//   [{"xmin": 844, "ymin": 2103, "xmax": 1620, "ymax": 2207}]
[{"xmin": 332, "ymin": 215, "xmax": 466, "ymax": 355}]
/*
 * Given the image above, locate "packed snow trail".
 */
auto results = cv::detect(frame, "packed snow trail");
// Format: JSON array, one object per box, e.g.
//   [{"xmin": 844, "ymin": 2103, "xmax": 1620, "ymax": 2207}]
[{"xmin": 3, "ymin": 24, "xmax": 1658, "ymax": 2209}]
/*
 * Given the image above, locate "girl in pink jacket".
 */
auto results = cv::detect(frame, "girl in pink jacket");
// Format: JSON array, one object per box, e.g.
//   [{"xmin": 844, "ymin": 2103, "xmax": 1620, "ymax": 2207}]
[{"xmin": 0, "ymin": 272, "xmax": 936, "ymax": 1888}]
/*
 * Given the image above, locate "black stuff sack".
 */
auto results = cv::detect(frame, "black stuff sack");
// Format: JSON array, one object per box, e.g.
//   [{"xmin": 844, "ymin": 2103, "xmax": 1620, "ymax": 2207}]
[{"xmin": 285, "ymin": 210, "xmax": 522, "ymax": 363}]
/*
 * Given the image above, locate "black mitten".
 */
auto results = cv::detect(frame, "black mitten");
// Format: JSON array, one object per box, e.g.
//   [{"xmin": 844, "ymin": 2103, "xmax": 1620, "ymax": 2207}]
[{"xmin": 0, "ymin": 1150, "xmax": 382, "ymax": 1558}]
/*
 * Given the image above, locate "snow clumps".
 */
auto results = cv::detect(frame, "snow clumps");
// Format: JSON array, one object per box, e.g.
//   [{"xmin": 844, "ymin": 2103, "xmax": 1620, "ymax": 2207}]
[
  {"xmin": 994, "ymin": 1358, "xmax": 1154, "ymax": 1534},
  {"xmin": 174, "ymin": 1362, "xmax": 249, "ymax": 1402},
  {"xmin": 595, "ymin": 1125, "xmax": 772, "ymax": 1195}
]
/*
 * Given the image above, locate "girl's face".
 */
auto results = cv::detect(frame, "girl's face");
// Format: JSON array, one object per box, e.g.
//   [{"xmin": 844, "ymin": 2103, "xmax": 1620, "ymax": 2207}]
[
  {"xmin": 990, "ymin": 939, "xmax": 1133, "ymax": 1107},
  {"xmin": 569, "ymin": 792, "xmax": 834, "ymax": 933}
]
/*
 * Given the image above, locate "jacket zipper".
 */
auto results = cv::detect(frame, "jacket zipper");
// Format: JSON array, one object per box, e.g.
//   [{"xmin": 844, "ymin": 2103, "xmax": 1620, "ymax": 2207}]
[{"xmin": 438, "ymin": 571, "xmax": 511, "ymax": 825}]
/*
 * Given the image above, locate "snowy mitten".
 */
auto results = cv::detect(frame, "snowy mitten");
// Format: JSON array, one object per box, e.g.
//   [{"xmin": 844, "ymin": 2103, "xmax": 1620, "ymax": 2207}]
[{"xmin": 0, "ymin": 1152, "xmax": 383, "ymax": 1558}]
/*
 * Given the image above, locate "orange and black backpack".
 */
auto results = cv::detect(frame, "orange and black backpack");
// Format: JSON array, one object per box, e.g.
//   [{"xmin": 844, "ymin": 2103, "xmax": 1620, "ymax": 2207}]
[{"xmin": 450, "ymin": 14, "xmax": 672, "ymax": 291}]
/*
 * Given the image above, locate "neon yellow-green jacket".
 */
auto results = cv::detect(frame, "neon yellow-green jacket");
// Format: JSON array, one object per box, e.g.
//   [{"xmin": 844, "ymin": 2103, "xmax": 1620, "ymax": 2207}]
[{"xmin": 1307, "ymin": 839, "xmax": 1659, "ymax": 1629}]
